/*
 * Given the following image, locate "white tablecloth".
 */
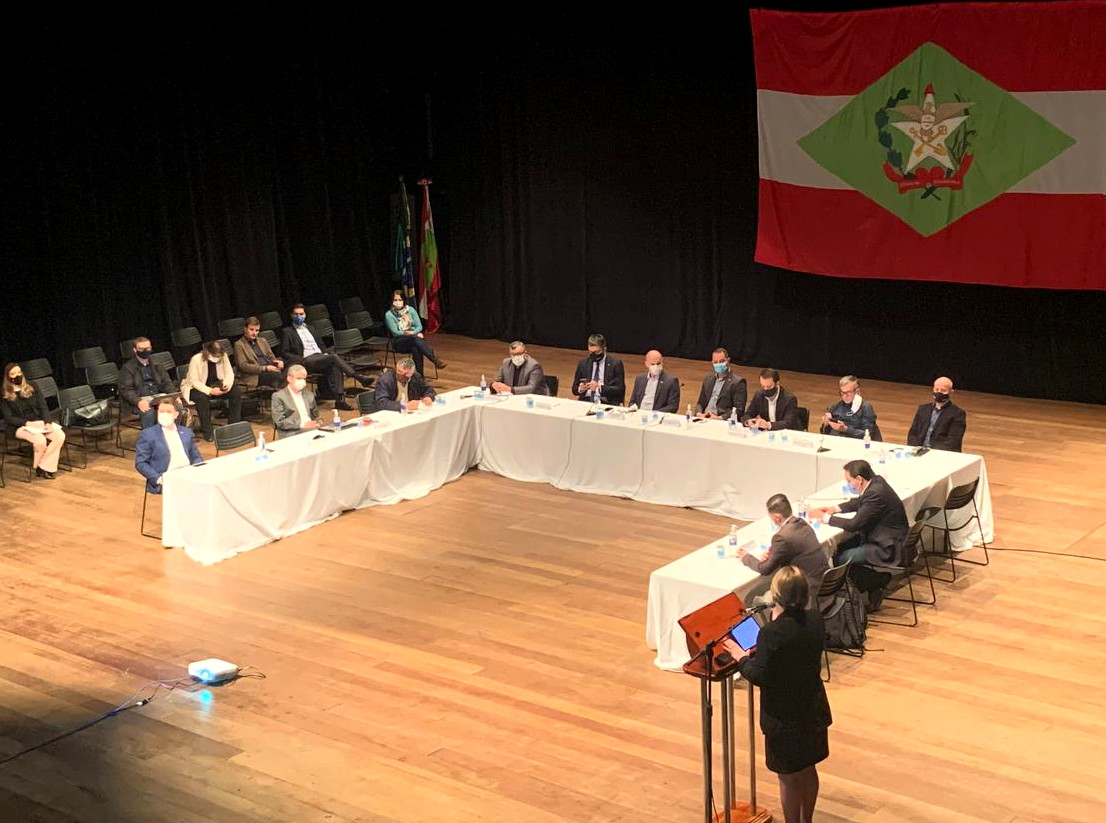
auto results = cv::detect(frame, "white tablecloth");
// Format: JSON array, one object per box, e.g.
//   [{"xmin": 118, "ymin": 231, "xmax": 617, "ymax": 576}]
[{"xmin": 162, "ymin": 400, "xmax": 477, "ymax": 564}]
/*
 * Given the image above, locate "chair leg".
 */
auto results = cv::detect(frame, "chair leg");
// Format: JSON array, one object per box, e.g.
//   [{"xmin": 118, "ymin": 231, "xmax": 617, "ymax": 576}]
[
  {"xmin": 140, "ymin": 488, "xmax": 161, "ymax": 540},
  {"xmin": 821, "ymin": 647, "xmax": 831, "ymax": 683},
  {"xmin": 873, "ymin": 565, "xmax": 921, "ymax": 627},
  {"xmin": 949, "ymin": 502, "xmax": 990, "ymax": 567},
  {"xmin": 923, "ymin": 523, "xmax": 958, "ymax": 584}
]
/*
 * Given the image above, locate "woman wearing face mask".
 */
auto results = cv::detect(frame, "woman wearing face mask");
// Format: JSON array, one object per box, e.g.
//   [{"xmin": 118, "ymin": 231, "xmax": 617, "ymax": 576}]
[
  {"xmin": 384, "ymin": 291, "xmax": 446, "ymax": 376},
  {"xmin": 1, "ymin": 362, "xmax": 67, "ymax": 479}
]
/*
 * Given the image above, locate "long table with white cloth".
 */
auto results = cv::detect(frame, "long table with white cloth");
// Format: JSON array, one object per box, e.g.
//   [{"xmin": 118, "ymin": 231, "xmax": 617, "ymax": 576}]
[{"xmin": 162, "ymin": 390, "xmax": 995, "ymax": 657}]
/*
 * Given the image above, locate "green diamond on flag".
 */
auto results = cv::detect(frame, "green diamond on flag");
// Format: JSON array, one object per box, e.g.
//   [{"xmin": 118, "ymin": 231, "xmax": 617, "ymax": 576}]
[{"xmin": 797, "ymin": 42, "xmax": 1075, "ymax": 237}]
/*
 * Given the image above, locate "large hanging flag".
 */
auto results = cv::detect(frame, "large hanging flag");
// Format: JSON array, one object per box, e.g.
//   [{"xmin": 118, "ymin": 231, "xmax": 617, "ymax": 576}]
[
  {"xmin": 417, "ymin": 179, "xmax": 443, "ymax": 333},
  {"xmin": 752, "ymin": 1, "xmax": 1106, "ymax": 290},
  {"xmin": 395, "ymin": 177, "xmax": 417, "ymax": 301}
]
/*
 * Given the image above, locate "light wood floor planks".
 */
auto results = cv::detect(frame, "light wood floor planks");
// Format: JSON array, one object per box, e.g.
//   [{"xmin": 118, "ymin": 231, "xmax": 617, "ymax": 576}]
[{"xmin": 1, "ymin": 333, "xmax": 1106, "ymax": 822}]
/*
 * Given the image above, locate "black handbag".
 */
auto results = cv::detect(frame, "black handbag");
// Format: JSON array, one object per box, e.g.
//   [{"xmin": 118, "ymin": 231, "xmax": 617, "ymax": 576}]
[{"xmin": 63, "ymin": 399, "xmax": 112, "ymax": 427}]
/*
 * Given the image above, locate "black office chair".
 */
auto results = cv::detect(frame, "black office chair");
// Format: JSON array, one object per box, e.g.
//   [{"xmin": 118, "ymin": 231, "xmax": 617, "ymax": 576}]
[
  {"xmin": 817, "ymin": 562, "xmax": 862, "ymax": 681},
  {"xmin": 72, "ymin": 346, "xmax": 109, "ymax": 385},
  {"xmin": 217, "ymin": 317, "xmax": 247, "ymax": 341},
  {"xmin": 867, "ymin": 520, "xmax": 938, "ymax": 628},
  {"xmin": 922, "ymin": 479, "xmax": 990, "ymax": 581},
  {"xmin": 333, "ymin": 329, "xmax": 380, "ymax": 382},
  {"xmin": 214, "ymin": 420, "xmax": 256, "ymax": 456},
  {"xmin": 85, "ymin": 361, "xmax": 121, "ymax": 402},
  {"xmin": 258, "ymin": 311, "xmax": 283, "ymax": 332},
  {"xmin": 543, "ymin": 375, "xmax": 559, "ymax": 397},
  {"xmin": 31, "ymin": 376, "xmax": 63, "ymax": 416},
  {"xmin": 356, "ymin": 391, "xmax": 377, "ymax": 415},
  {"xmin": 171, "ymin": 327, "xmax": 203, "ymax": 362},
  {"xmin": 150, "ymin": 351, "xmax": 176, "ymax": 373},
  {"xmin": 339, "ymin": 296, "xmax": 365, "ymax": 318},
  {"xmin": 305, "ymin": 303, "xmax": 330, "ymax": 323},
  {"xmin": 119, "ymin": 339, "xmax": 138, "ymax": 361},
  {"xmin": 20, "ymin": 358, "xmax": 53, "ymax": 381},
  {"xmin": 58, "ymin": 385, "xmax": 121, "ymax": 462},
  {"xmin": 795, "ymin": 407, "xmax": 810, "ymax": 431},
  {"xmin": 308, "ymin": 319, "xmax": 335, "ymax": 346},
  {"xmin": 140, "ymin": 485, "xmax": 160, "ymax": 540}
]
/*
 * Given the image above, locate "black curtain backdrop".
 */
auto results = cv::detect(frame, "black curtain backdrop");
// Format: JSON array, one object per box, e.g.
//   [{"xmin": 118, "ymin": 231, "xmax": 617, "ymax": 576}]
[{"xmin": 3, "ymin": 6, "xmax": 1104, "ymax": 403}]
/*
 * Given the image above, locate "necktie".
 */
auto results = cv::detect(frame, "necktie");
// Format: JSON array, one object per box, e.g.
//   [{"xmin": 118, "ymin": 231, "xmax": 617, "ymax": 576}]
[{"xmin": 512, "ymin": 364, "xmax": 523, "ymax": 387}]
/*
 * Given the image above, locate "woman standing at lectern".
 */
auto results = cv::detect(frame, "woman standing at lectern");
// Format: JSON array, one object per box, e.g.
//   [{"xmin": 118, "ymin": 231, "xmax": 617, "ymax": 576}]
[{"xmin": 724, "ymin": 565, "xmax": 831, "ymax": 823}]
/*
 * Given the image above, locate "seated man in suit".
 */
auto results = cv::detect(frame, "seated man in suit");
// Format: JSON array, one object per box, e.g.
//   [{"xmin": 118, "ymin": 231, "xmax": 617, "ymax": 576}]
[
  {"xmin": 629, "ymin": 350, "xmax": 680, "ymax": 413},
  {"xmin": 808, "ymin": 460, "xmax": 910, "ymax": 609},
  {"xmin": 694, "ymin": 348, "xmax": 746, "ymax": 419},
  {"xmin": 490, "ymin": 341, "xmax": 549, "ymax": 396},
  {"xmin": 743, "ymin": 368, "xmax": 800, "ymax": 431},
  {"xmin": 571, "ymin": 333, "xmax": 625, "ymax": 405},
  {"xmin": 271, "ymin": 365, "xmax": 321, "ymax": 437},
  {"xmin": 821, "ymin": 375, "xmax": 880, "ymax": 440},
  {"xmin": 118, "ymin": 336, "xmax": 178, "ymax": 428},
  {"xmin": 374, "ymin": 358, "xmax": 436, "ymax": 412},
  {"xmin": 234, "ymin": 316, "xmax": 285, "ymax": 391},
  {"xmin": 135, "ymin": 398, "xmax": 204, "ymax": 494},
  {"xmin": 180, "ymin": 340, "xmax": 242, "ymax": 442},
  {"xmin": 739, "ymin": 494, "xmax": 829, "ymax": 604},
  {"xmin": 907, "ymin": 376, "xmax": 966, "ymax": 452},
  {"xmin": 280, "ymin": 303, "xmax": 372, "ymax": 410}
]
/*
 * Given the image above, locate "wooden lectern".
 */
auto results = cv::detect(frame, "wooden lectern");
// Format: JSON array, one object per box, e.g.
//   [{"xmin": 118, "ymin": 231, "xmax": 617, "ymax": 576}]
[{"xmin": 678, "ymin": 592, "xmax": 772, "ymax": 823}]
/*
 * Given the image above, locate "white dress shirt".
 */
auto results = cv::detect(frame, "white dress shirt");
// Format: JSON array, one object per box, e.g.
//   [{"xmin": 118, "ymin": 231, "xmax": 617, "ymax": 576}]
[
  {"xmin": 290, "ymin": 389, "xmax": 311, "ymax": 427},
  {"xmin": 163, "ymin": 426, "xmax": 190, "ymax": 472},
  {"xmin": 641, "ymin": 375, "xmax": 659, "ymax": 411},
  {"xmin": 296, "ymin": 326, "xmax": 322, "ymax": 357},
  {"xmin": 766, "ymin": 392, "xmax": 779, "ymax": 423}
]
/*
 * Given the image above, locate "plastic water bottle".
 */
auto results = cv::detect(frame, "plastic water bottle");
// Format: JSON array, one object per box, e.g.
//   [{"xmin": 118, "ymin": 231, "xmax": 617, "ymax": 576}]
[
  {"xmin": 878, "ymin": 445, "xmax": 887, "ymax": 464},
  {"xmin": 728, "ymin": 525, "xmax": 738, "ymax": 554},
  {"xmin": 479, "ymin": 374, "xmax": 487, "ymax": 399},
  {"xmin": 727, "ymin": 407, "xmax": 737, "ymax": 433},
  {"xmin": 863, "ymin": 428, "xmax": 872, "ymax": 449},
  {"xmin": 797, "ymin": 498, "xmax": 808, "ymax": 521},
  {"xmin": 257, "ymin": 430, "xmax": 266, "ymax": 452},
  {"xmin": 685, "ymin": 403, "xmax": 693, "ymax": 428},
  {"xmin": 332, "ymin": 408, "xmax": 342, "ymax": 428}
]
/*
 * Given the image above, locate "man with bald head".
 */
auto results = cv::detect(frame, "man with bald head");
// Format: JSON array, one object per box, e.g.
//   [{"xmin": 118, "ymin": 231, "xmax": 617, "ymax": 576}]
[
  {"xmin": 628, "ymin": 350, "xmax": 680, "ymax": 413},
  {"xmin": 907, "ymin": 376, "xmax": 967, "ymax": 451}
]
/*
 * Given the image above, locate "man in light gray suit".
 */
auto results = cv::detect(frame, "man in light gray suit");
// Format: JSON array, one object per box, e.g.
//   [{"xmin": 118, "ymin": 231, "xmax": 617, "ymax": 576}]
[
  {"xmin": 490, "ymin": 341, "xmax": 549, "ymax": 396},
  {"xmin": 270, "ymin": 365, "xmax": 321, "ymax": 437}
]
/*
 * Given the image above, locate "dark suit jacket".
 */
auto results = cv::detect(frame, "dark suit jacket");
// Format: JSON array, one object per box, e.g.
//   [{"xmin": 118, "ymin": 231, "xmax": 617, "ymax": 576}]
[
  {"xmin": 374, "ymin": 369, "xmax": 436, "ymax": 412},
  {"xmin": 1, "ymin": 392, "xmax": 51, "ymax": 436},
  {"xmin": 694, "ymin": 371, "xmax": 747, "ymax": 418},
  {"xmin": 829, "ymin": 475, "xmax": 910, "ymax": 566},
  {"xmin": 823, "ymin": 398, "xmax": 881, "ymax": 440},
  {"xmin": 279, "ymin": 324, "xmax": 332, "ymax": 366},
  {"xmin": 736, "ymin": 609, "xmax": 832, "ymax": 733},
  {"xmin": 135, "ymin": 424, "xmax": 203, "ymax": 493},
  {"xmin": 571, "ymin": 355, "xmax": 625, "ymax": 405},
  {"xmin": 742, "ymin": 517, "xmax": 829, "ymax": 600},
  {"xmin": 742, "ymin": 386, "xmax": 800, "ymax": 431},
  {"xmin": 629, "ymin": 371, "xmax": 680, "ymax": 413},
  {"xmin": 907, "ymin": 400, "xmax": 966, "ymax": 452},
  {"xmin": 118, "ymin": 356, "xmax": 177, "ymax": 415},
  {"xmin": 491, "ymin": 355, "xmax": 549, "ymax": 396}
]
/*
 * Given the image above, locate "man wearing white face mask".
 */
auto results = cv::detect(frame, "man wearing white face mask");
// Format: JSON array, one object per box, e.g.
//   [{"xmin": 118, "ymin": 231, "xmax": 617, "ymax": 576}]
[
  {"xmin": 628, "ymin": 350, "xmax": 680, "ymax": 413},
  {"xmin": 135, "ymin": 399, "xmax": 204, "ymax": 494},
  {"xmin": 490, "ymin": 341, "xmax": 548, "ymax": 396},
  {"xmin": 270, "ymin": 365, "xmax": 321, "ymax": 437}
]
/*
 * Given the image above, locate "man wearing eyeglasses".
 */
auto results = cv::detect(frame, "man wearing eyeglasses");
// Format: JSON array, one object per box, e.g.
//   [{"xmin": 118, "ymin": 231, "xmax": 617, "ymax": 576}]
[{"xmin": 821, "ymin": 375, "xmax": 880, "ymax": 440}]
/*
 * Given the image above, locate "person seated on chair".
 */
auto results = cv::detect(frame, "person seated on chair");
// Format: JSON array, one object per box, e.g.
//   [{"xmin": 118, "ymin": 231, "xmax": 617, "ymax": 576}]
[
  {"xmin": 2, "ymin": 362, "xmax": 66, "ymax": 480},
  {"xmin": 627, "ymin": 350, "xmax": 680, "ymax": 413},
  {"xmin": 739, "ymin": 494, "xmax": 829, "ymax": 604},
  {"xmin": 280, "ymin": 303, "xmax": 372, "ymax": 410},
  {"xmin": 135, "ymin": 398, "xmax": 203, "ymax": 494},
  {"xmin": 693, "ymin": 348, "xmax": 746, "ymax": 419},
  {"xmin": 571, "ymin": 333, "xmax": 625, "ymax": 405},
  {"xmin": 807, "ymin": 459, "xmax": 909, "ymax": 610},
  {"xmin": 234, "ymin": 316, "xmax": 285, "ymax": 391},
  {"xmin": 743, "ymin": 368, "xmax": 800, "ymax": 431},
  {"xmin": 118, "ymin": 336, "xmax": 178, "ymax": 428},
  {"xmin": 374, "ymin": 357, "xmax": 436, "ymax": 413},
  {"xmin": 907, "ymin": 376, "xmax": 966, "ymax": 452},
  {"xmin": 821, "ymin": 375, "xmax": 879, "ymax": 440},
  {"xmin": 270, "ymin": 365, "xmax": 321, "ymax": 437},
  {"xmin": 180, "ymin": 340, "xmax": 242, "ymax": 442},
  {"xmin": 490, "ymin": 341, "xmax": 548, "ymax": 396},
  {"xmin": 384, "ymin": 291, "xmax": 446, "ymax": 376}
]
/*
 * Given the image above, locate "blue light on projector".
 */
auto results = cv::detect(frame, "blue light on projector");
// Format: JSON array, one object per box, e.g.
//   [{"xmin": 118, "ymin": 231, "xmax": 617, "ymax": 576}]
[{"xmin": 198, "ymin": 669, "xmax": 213, "ymax": 683}]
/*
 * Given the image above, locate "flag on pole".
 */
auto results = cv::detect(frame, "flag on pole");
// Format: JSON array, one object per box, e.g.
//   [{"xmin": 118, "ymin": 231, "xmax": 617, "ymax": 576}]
[
  {"xmin": 417, "ymin": 179, "xmax": 443, "ymax": 333},
  {"xmin": 395, "ymin": 178, "xmax": 416, "ymax": 301},
  {"xmin": 752, "ymin": 1, "xmax": 1106, "ymax": 290}
]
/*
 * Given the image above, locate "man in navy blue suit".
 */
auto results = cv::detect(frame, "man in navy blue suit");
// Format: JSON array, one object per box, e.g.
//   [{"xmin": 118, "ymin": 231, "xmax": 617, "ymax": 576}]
[{"xmin": 135, "ymin": 399, "xmax": 204, "ymax": 494}]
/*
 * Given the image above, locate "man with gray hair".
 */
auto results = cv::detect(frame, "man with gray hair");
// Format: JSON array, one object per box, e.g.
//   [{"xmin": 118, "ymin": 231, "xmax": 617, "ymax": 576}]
[
  {"xmin": 821, "ymin": 375, "xmax": 880, "ymax": 440},
  {"xmin": 271, "ymin": 364, "xmax": 321, "ymax": 437},
  {"xmin": 571, "ymin": 333, "xmax": 625, "ymax": 405},
  {"xmin": 374, "ymin": 357, "xmax": 436, "ymax": 412},
  {"xmin": 490, "ymin": 341, "xmax": 549, "ymax": 396}
]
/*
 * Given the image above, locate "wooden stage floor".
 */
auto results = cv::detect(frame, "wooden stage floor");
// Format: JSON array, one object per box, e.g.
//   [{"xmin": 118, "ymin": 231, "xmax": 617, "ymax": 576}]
[{"xmin": 2, "ymin": 333, "xmax": 1105, "ymax": 822}]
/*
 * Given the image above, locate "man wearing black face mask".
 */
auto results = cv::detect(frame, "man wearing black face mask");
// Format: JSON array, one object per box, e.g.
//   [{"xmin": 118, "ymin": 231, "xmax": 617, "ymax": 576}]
[
  {"xmin": 118, "ymin": 336, "xmax": 178, "ymax": 428},
  {"xmin": 907, "ymin": 376, "xmax": 966, "ymax": 452},
  {"xmin": 571, "ymin": 333, "xmax": 625, "ymax": 405},
  {"xmin": 743, "ymin": 368, "xmax": 800, "ymax": 431}
]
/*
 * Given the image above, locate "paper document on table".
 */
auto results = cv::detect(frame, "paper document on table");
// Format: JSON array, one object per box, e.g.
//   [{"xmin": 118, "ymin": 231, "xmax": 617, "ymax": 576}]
[{"xmin": 743, "ymin": 541, "xmax": 767, "ymax": 560}]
